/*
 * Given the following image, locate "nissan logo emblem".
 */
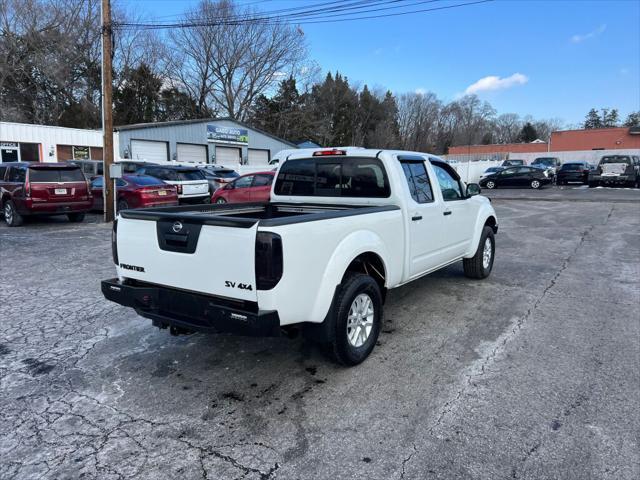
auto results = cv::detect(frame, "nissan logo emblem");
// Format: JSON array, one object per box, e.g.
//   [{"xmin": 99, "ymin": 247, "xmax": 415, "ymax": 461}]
[{"xmin": 172, "ymin": 221, "xmax": 183, "ymax": 233}]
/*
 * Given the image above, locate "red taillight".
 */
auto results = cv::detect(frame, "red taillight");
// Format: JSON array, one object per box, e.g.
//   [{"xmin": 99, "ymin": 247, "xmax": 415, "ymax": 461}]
[
  {"xmin": 176, "ymin": 184, "xmax": 183, "ymax": 194},
  {"xmin": 25, "ymin": 173, "xmax": 31, "ymax": 198},
  {"xmin": 313, "ymin": 149, "xmax": 347, "ymax": 156}
]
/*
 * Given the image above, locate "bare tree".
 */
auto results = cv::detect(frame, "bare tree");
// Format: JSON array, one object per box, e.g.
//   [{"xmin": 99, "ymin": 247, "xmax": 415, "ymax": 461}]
[
  {"xmin": 492, "ymin": 113, "xmax": 522, "ymax": 143},
  {"xmin": 166, "ymin": 0, "xmax": 307, "ymax": 121}
]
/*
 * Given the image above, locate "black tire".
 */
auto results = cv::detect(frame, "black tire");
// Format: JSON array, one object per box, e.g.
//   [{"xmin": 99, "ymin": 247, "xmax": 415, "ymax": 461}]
[
  {"xmin": 326, "ymin": 273, "xmax": 382, "ymax": 366},
  {"xmin": 4, "ymin": 200, "xmax": 23, "ymax": 227},
  {"xmin": 463, "ymin": 226, "xmax": 495, "ymax": 279},
  {"xmin": 117, "ymin": 199, "xmax": 129, "ymax": 212},
  {"xmin": 67, "ymin": 212, "xmax": 85, "ymax": 223},
  {"xmin": 588, "ymin": 181, "xmax": 598, "ymax": 188},
  {"xmin": 485, "ymin": 180, "xmax": 496, "ymax": 190},
  {"xmin": 557, "ymin": 179, "xmax": 565, "ymax": 186},
  {"xmin": 215, "ymin": 197, "xmax": 227, "ymax": 204},
  {"xmin": 530, "ymin": 179, "xmax": 542, "ymax": 189}
]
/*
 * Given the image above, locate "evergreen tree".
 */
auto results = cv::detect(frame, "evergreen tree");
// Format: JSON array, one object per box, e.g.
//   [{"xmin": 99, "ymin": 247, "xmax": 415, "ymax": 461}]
[
  {"xmin": 583, "ymin": 108, "xmax": 602, "ymax": 129},
  {"xmin": 623, "ymin": 111, "xmax": 640, "ymax": 127},
  {"xmin": 518, "ymin": 122, "xmax": 538, "ymax": 142},
  {"xmin": 602, "ymin": 108, "xmax": 619, "ymax": 127},
  {"xmin": 114, "ymin": 64, "xmax": 163, "ymax": 125}
]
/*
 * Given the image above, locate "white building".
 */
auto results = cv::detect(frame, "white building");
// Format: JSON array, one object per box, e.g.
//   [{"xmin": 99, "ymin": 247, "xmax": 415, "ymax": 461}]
[{"xmin": 0, "ymin": 122, "xmax": 106, "ymax": 163}]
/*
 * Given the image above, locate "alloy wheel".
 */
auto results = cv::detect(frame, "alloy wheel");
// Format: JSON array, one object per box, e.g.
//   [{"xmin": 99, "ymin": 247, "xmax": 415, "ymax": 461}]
[
  {"xmin": 346, "ymin": 293, "xmax": 375, "ymax": 348},
  {"xmin": 4, "ymin": 203, "xmax": 13, "ymax": 224},
  {"xmin": 482, "ymin": 237, "xmax": 492, "ymax": 269}
]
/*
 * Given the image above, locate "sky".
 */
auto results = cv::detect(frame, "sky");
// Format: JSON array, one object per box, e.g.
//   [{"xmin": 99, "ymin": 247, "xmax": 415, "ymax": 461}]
[{"xmin": 123, "ymin": 0, "xmax": 640, "ymax": 126}]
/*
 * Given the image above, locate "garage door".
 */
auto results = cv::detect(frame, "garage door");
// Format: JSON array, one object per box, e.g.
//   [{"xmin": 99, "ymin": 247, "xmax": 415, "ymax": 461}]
[
  {"xmin": 130, "ymin": 140, "xmax": 168, "ymax": 163},
  {"xmin": 215, "ymin": 146, "xmax": 241, "ymax": 165},
  {"xmin": 177, "ymin": 143, "xmax": 207, "ymax": 163},
  {"xmin": 248, "ymin": 148, "xmax": 270, "ymax": 165}
]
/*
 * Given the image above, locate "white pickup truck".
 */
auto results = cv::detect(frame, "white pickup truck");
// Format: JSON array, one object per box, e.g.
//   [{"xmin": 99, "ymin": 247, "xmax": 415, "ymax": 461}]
[{"xmin": 102, "ymin": 148, "xmax": 498, "ymax": 365}]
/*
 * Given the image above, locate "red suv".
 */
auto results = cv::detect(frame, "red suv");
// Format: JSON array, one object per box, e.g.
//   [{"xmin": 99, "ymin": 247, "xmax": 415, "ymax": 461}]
[
  {"xmin": 90, "ymin": 175, "xmax": 178, "ymax": 211},
  {"xmin": 211, "ymin": 171, "xmax": 275, "ymax": 204},
  {"xmin": 0, "ymin": 162, "xmax": 92, "ymax": 227}
]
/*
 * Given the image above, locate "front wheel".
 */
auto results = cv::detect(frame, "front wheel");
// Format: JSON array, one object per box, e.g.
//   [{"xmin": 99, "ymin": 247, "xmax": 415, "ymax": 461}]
[
  {"xmin": 463, "ymin": 226, "xmax": 495, "ymax": 279},
  {"xmin": 530, "ymin": 179, "xmax": 541, "ymax": 189},
  {"xmin": 327, "ymin": 273, "xmax": 382, "ymax": 366},
  {"xmin": 485, "ymin": 180, "xmax": 496, "ymax": 189},
  {"xmin": 215, "ymin": 197, "xmax": 227, "ymax": 204}
]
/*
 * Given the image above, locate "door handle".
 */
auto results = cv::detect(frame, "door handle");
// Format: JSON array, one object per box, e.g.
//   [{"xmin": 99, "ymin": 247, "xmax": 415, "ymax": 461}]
[
  {"xmin": 411, "ymin": 215, "xmax": 422, "ymax": 221},
  {"xmin": 443, "ymin": 210, "xmax": 452, "ymax": 216}
]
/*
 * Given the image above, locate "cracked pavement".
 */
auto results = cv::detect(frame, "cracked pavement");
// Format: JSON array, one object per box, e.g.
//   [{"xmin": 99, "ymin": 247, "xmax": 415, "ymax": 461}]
[{"xmin": 1, "ymin": 190, "xmax": 639, "ymax": 479}]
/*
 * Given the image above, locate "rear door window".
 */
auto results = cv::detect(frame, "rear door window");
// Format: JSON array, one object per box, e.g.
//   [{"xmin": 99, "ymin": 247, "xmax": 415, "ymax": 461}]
[
  {"xmin": 8, "ymin": 167, "xmax": 26, "ymax": 183},
  {"xmin": 234, "ymin": 175, "xmax": 254, "ymax": 188},
  {"xmin": 253, "ymin": 174, "xmax": 273, "ymax": 187},
  {"xmin": 0, "ymin": 166, "xmax": 7, "ymax": 180},
  {"xmin": 401, "ymin": 161, "xmax": 433, "ymax": 203},
  {"xmin": 274, "ymin": 157, "xmax": 390, "ymax": 197}
]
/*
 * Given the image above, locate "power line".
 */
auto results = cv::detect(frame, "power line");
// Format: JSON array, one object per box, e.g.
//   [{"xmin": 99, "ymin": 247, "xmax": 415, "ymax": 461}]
[{"xmin": 115, "ymin": 0, "xmax": 492, "ymax": 30}]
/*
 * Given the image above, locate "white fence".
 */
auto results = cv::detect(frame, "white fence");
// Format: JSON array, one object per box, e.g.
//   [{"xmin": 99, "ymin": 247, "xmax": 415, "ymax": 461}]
[{"xmin": 445, "ymin": 159, "xmax": 504, "ymax": 184}]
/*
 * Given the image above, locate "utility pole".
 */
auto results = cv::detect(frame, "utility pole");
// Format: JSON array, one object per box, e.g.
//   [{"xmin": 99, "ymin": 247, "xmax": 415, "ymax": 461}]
[{"xmin": 101, "ymin": 0, "xmax": 115, "ymax": 222}]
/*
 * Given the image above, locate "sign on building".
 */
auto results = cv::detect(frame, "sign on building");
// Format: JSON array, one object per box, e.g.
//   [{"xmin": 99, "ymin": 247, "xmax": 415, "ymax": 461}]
[{"xmin": 207, "ymin": 125, "xmax": 248, "ymax": 144}]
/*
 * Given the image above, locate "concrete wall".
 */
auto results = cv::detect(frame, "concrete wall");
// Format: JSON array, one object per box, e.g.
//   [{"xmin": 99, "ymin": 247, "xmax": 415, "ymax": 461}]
[{"xmin": 116, "ymin": 119, "xmax": 294, "ymax": 165}]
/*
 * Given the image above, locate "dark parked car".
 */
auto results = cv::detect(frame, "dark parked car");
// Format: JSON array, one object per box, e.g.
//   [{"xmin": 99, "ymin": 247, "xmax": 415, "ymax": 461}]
[
  {"xmin": 501, "ymin": 159, "xmax": 525, "ymax": 167},
  {"xmin": 116, "ymin": 161, "xmax": 157, "ymax": 174},
  {"xmin": 69, "ymin": 159, "xmax": 104, "ymax": 179},
  {"xmin": 479, "ymin": 166, "xmax": 552, "ymax": 190},
  {"xmin": 556, "ymin": 161, "xmax": 592, "ymax": 185},
  {"xmin": 0, "ymin": 162, "xmax": 92, "ymax": 226},
  {"xmin": 90, "ymin": 175, "xmax": 178, "ymax": 211},
  {"xmin": 589, "ymin": 155, "xmax": 640, "ymax": 188},
  {"xmin": 136, "ymin": 165, "xmax": 211, "ymax": 203},
  {"xmin": 211, "ymin": 171, "xmax": 275, "ymax": 204},
  {"xmin": 531, "ymin": 157, "xmax": 561, "ymax": 179},
  {"xmin": 198, "ymin": 165, "xmax": 240, "ymax": 192}
]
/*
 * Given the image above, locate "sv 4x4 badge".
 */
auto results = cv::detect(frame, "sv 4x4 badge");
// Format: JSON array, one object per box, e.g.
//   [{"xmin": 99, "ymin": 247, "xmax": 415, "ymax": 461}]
[{"xmin": 225, "ymin": 281, "xmax": 253, "ymax": 291}]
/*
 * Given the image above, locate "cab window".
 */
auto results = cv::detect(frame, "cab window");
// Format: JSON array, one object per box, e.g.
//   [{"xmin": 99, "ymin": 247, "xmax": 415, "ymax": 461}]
[{"xmin": 431, "ymin": 164, "xmax": 463, "ymax": 201}]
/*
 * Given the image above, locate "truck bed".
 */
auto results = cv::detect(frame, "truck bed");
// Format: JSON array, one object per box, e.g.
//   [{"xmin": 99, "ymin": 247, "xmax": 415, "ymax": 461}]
[{"xmin": 119, "ymin": 202, "xmax": 400, "ymax": 227}]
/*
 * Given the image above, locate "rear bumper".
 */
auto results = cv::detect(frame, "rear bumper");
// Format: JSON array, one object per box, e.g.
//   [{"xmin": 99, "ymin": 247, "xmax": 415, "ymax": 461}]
[
  {"xmin": 101, "ymin": 278, "xmax": 281, "ymax": 337},
  {"xmin": 590, "ymin": 175, "xmax": 631, "ymax": 185},
  {"xmin": 21, "ymin": 199, "xmax": 92, "ymax": 215}
]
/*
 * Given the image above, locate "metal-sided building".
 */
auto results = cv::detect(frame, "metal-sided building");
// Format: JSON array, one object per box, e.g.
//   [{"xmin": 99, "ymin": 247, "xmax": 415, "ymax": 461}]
[
  {"xmin": 0, "ymin": 122, "xmax": 104, "ymax": 163},
  {"xmin": 115, "ymin": 118, "xmax": 296, "ymax": 166}
]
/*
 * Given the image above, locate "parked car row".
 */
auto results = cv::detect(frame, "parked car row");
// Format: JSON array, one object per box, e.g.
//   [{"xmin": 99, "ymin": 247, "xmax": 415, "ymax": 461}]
[{"xmin": 480, "ymin": 155, "xmax": 640, "ymax": 189}]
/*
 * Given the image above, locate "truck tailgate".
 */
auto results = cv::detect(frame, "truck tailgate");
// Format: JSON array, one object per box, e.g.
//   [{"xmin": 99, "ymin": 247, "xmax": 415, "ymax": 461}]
[{"xmin": 116, "ymin": 217, "xmax": 258, "ymax": 301}]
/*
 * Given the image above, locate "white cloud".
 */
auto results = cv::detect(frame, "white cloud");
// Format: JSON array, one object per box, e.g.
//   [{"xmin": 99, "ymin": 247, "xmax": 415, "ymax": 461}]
[
  {"xmin": 464, "ymin": 73, "xmax": 528, "ymax": 95},
  {"xmin": 570, "ymin": 24, "xmax": 606, "ymax": 43},
  {"xmin": 415, "ymin": 88, "xmax": 426, "ymax": 95}
]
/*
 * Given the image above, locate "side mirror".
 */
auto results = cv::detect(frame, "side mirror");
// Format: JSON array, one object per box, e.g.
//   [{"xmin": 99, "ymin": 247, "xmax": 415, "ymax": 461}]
[{"xmin": 466, "ymin": 183, "xmax": 481, "ymax": 197}]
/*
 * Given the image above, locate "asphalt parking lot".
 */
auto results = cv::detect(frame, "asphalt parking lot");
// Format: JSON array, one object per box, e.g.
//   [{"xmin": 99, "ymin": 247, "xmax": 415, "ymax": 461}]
[{"xmin": 1, "ymin": 187, "xmax": 639, "ymax": 480}]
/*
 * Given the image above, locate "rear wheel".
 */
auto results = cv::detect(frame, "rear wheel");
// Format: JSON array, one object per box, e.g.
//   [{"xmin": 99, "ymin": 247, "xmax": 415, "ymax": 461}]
[
  {"xmin": 463, "ymin": 226, "xmax": 495, "ymax": 279},
  {"xmin": 485, "ymin": 180, "xmax": 496, "ymax": 189},
  {"xmin": 117, "ymin": 199, "xmax": 129, "ymax": 212},
  {"xmin": 327, "ymin": 273, "xmax": 382, "ymax": 366},
  {"xmin": 67, "ymin": 212, "xmax": 85, "ymax": 222},
  {"xmin": 530, "ymin": 179, "xmax": 541, "ymax": 189},
  {"xmin": 215, "ymin": 197, "xmax": 227, "ymax": 204},
  {"xmin": 4, "ymin": 200, "xmax": 23, "ymax": 227},
  {"xmin": 588, "ymin": 181, "xmax": 599, "ymax": 188}
]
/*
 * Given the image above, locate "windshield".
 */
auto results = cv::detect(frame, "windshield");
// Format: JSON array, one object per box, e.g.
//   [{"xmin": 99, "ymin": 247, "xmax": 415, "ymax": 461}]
[
  {"xmin": 600, "ymin": 156, "xmax": 631, "ymax": 165},
  {"xmin": 532, "ymin": 158, "xmax": 555, "ymax": 166},
  {"xmin": 29, "ymin": 167, "xmax": 85, "ymax": 182},
  {"xmin": 203, "ymin": 169, "xmax": 239, "ymax": 179},
  {"xmin": 486, "ymin": 167, "xmax": 501, "ymax": 173}
]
